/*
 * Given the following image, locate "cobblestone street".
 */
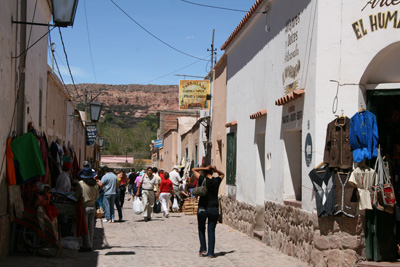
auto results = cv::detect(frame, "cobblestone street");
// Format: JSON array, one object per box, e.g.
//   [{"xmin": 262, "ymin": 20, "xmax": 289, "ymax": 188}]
[{"xmin": 1, "ymin": 201, "xmax": 308, "ymax": 267}]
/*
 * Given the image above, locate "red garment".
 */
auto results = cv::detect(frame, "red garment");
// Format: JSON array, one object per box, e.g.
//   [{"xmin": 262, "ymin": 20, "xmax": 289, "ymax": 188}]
[
  {"xmin": 39, "ymin": 137, "xmax": 49, "ymax": 184},
  {"xmin": 120, "ymin": 174, "xmax": 128, "ymax": 186},
  {"xmin": 75, "ymin": 198, "xmax": 88, "ymax": 237},
  {"xmin": 6, "ymin": 137, "xmax": 16, "ymax": 185},
  {"xmin": 159, "ymin": 173, "xmax": 165, "ymax": 179},
  {"xmin": 44, "ymin": 204, "xmax": 58, "ymax": 222},
  {"xmin": 159, "ymin": 178, "xmax": 173, "ymax": 193}
]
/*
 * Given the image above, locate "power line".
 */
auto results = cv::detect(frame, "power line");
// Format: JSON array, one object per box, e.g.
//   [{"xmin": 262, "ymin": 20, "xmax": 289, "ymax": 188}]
[
  {"xmin": 142, "ymin": 55, "xmax": 209, "ymax": 84},
  {"xmin": 181, "ymin": 0, "xmax": 260, "ymax": 13},
  {"xmin": 49, "ymin": 33, "xmax": 71, "ymax": 96},
  {"xmin": 58, "ymin": 27, "xmax": 81, "ymax": 99},
  {"xmin": 83, "ymin": 0, "xmax": 98, "ymax": 83},
  {"xmin": 109, "ymin": 0, "xmax": 207, "ymax": 61}
]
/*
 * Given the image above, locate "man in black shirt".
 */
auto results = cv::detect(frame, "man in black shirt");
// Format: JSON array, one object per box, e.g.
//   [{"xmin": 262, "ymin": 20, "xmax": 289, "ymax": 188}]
[{"xmin": 127, "ymin": 168, "xmax": 137, "ymax": 200}]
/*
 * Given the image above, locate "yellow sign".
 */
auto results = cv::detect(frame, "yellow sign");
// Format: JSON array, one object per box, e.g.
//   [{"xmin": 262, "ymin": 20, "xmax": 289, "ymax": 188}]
[{"xmin": 179, "ymin": 80, "xmax": 210, "ymax": 110}]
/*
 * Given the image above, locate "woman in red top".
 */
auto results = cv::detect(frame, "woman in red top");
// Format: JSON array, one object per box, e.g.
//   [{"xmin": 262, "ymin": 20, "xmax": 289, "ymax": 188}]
[{"xmin": 159, "ymin": 172, "xmax": 175, "ymax": 218}]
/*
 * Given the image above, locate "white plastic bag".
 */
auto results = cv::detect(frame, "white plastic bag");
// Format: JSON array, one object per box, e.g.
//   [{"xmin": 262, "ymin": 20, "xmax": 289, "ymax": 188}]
[
  {"xmin": 132, "ymin": 196, "xmax": 144, "ymax": 215},
  {"xmin": 172, "ymin": 198, "xmax": 179, "ymax": 211}
]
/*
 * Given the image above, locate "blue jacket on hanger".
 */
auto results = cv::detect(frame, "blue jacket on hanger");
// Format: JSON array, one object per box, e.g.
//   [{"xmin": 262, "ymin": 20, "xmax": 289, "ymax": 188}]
[{"xmin": 350, "ymin": 110, "xmax": 379, "ymax": 162}]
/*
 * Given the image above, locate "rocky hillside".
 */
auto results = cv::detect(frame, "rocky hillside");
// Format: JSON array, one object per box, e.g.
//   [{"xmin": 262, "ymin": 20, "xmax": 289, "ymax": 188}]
[{"xmin": 67, "ymin": 83, "xmax": 179, "ymax": 128}]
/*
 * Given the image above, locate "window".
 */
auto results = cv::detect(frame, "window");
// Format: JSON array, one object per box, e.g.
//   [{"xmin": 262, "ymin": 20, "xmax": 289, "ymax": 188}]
[{"xmin": 226, "ymin": 132, "xmax": 237, "ymax": 185}]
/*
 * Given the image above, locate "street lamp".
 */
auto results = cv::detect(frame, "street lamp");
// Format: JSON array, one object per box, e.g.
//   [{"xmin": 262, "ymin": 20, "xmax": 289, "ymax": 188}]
[
  {"xmin": 98, "ymin": 137, "xmax": 104, "ymax": 147},
  {"xmin": 13, "ymin": 0, "xmax": 79, "ymax": 27},
  {"xmin": 90, "ymin": 102, "xmax": 103, "ymax": 122},
  {"xmin": 104, "ymin": 142, "xmax": 109, "ymax": 150},
  {"xmin": 125, "ymin": 147, "xmax": 128, "ymax": 163},
  {"xmin": 51, "ymin": 0, "xmax": 79, "ymax": 27}
]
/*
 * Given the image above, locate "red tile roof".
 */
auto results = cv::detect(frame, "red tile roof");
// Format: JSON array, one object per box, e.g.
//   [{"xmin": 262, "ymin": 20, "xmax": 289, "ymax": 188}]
[
  {"xmin": 250, "ymin": 108, "xmax": 268, "ymax": 119},
  {"xmin": 225, "ymin": 120, "xmax": 238, "ymax": 128},
  {"xmin": 275, "ymin": 89, "xmax": 305, "ymax": 106},
  {"xmin": 221, "ymin": 0, "xmax": 265, "ymax": 50}
]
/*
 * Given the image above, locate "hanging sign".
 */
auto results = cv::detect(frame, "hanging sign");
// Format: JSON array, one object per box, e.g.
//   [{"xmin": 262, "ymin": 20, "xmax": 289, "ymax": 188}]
[
  {"xmin": 86, "ymin": 125, "xmax": 97, "ymax": 146},
  {"xmin": 179, "ymin": 80, "xmax": 210, "ymax": 110},
  {"xmin": 154, "ymin": 139, "xmax": 163, "ymax": 148}
]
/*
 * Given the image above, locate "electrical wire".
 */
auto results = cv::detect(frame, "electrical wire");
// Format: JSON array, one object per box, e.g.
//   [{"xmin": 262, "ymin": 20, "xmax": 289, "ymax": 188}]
[
  {"xmin": 181, "ymin": 0, "xmax": 261, "ymax": 13},
  {"xmin": 143, "ymin": 55, "xmax": 210, "ymax": 84},
  {"xmin": 83, "ymin": 0, "xmax": 98, "ymax": 83},
  {"xmin": 49, "ymin": 32, "xmax": 71, "ymax": 96},
  {"xmin": 109, "ymin": 0, "xmax": 207, "ymax": 61},
  {"xmin": 58, "ymin": 27, "xmax": 81, "ymax": 99}
]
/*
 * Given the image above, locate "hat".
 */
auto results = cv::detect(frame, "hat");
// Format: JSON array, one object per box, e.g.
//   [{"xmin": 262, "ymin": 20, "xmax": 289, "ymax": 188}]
[
  {"xmin": 83, "ymin": 161, "xmax": 90, "ymax": 167},
  {"xmin": 80, "ymin": 167, "xmax": 97, "ymax": 179},
  {"xmin": 173, "ymin": 165, "xmax": 180, "ymax": 170},
  {"xmin": 63, "ymin": 162, "xmax": 72, "ymax": 170}
]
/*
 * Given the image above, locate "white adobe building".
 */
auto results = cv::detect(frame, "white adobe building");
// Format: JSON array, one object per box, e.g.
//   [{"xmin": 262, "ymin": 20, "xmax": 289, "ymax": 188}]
[{"xmin": 220, "ymin": 0, "xmax": 400, "ymax": 265}]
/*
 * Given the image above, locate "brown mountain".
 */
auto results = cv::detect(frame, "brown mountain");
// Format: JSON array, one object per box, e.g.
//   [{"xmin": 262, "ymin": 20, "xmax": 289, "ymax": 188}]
[{"xmin": 67, "ymin": 83, "xmax": 179, "ymax": 127}]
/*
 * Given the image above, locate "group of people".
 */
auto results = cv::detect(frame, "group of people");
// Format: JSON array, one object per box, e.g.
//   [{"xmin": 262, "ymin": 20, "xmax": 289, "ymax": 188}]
[{"xmin": 54, "ymin": 159, "xmax": 225, "ymax": 258}]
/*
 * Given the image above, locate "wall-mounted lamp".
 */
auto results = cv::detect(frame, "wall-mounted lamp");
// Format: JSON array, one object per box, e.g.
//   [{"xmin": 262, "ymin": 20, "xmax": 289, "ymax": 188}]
[
  {"xmin": 90, "ymin": 102, "xmax": 103, "ymax": 122},
  {"xmin": 206, "ymin": 94, "xmax": 212, "ymax": 100},
  {"xmin": 98, "ymin": 137, "xmax": 104, "ymax": 147},
  {"xmin": 13, "ymin": 0, "xmax": 79, "ymax": 27}
]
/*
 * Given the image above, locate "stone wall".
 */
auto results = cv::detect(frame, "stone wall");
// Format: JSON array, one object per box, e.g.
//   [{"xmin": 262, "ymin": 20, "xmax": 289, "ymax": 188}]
[
  {"xmin": 219, "ymin": 195, "xmax": 257, "ymax": 237},
  {"xmin": 220, "ymin": 196, "xmax": 365, "ymax": 267}
]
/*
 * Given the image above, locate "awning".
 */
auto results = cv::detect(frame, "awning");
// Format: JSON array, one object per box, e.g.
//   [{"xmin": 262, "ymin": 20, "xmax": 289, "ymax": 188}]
[
  {"xmin": 250, "ymin": 108, "xmax": 267, "ymax": 120},
  {"xmin": 275, "ymin": 89, "xmax": 305, "ymax": 106},
  {"xmin": 225, "ymin": 120, "xmax": 238, "ymax": 128}
]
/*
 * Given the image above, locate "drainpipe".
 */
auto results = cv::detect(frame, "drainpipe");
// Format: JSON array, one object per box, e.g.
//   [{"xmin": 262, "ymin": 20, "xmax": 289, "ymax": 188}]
[{"xmin": 16, "ymin": 0, "xmax": 27, "ymax": 136}]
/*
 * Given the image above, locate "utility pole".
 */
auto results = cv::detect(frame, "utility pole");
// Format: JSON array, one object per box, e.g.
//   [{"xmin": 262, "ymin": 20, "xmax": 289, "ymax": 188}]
[{"xmin": 207, "ymin": 29, "xmax": 217, "ymax": 72}]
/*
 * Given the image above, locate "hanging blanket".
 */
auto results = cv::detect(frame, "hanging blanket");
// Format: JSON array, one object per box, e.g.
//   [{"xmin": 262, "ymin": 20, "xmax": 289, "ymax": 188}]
[{"xmin": 15, "ymin": 207, "xmax": 59, "ymax": 246}]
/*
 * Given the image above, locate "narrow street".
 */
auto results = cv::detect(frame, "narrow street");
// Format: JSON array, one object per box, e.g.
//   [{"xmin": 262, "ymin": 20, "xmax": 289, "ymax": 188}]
[{"xmin": 1, "ymin": 199, "xmax": 308, "ymax": 267}]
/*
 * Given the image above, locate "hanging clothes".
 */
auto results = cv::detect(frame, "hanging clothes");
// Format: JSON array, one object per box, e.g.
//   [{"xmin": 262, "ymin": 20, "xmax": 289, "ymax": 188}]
[
  {"xmin": 324, "ymin": 116, "xmax": 353, "ymax": 169},
  {"xmin": 334, "ymin": 171, "xmax": 358, "ymax": 217},
  {"xmin": 350, "ymin": 110, "xmax": 379, "ymax": 163},
  {"xmin": 39, "ymin": 137, "xmax": 50, "ymax": 184},
  {"xmin": 309, "ymin": 167, "xmax": 336, "ymax": 217},
  {"xmin": 6, "ymin": 137, "xmax": 16, "ymax": 185},
  {"xmin": 348, "ymin": 166, "xmax": 375, "ymax": 210},
  {"xmin": 10, "ymin": 132, "xmax": 45, "ymax": 183}
]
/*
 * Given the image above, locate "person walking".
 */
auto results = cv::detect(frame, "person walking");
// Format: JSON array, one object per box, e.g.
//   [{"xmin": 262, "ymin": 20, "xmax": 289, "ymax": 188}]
[
  {"xmin": 159, "ymin": 172, "xmax": 175, "ymax": 218},
  {"xmin": 76, "ymin": 168, "xmax": 99, "ymax": 252},
  {"xmin": 119, "ymin": 170, "xmax": 128, "ymax": 208},
  {"xmin": 97, "ymin": 166, "xmax": 117, "ymax": 223},
  {"xmin": 127, "ymin": 168, "xmax": 137, "ymax": 200},
  {"xmin": 169, "ymin": 165, "xmax": 183, "ymax": 208},
  {"xmin": 192, "ymin": 165, "xmax": 225, "ymax": 258},
  {"xmin": 113, "ymin": 170, "xmax": 123, "ymax": 222},
  {"xmin": 136, "ymin": 167, "xmax": 159, "ymax": 222}
]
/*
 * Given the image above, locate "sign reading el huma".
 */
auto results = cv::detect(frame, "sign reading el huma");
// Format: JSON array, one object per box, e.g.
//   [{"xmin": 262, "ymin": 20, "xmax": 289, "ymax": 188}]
[
  {"xmin": 86, "ymin": 125, "xmax": 97, "ymax": 146},
  {"xmin": 179, "ymin": 80, "xmax": 210, "ymax": 110}
]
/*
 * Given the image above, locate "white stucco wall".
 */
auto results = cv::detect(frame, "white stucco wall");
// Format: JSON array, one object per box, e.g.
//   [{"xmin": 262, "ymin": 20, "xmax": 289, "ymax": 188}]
[{"xmin": 225, "ymin": 0, "xmax": 400, "ymax": 212}]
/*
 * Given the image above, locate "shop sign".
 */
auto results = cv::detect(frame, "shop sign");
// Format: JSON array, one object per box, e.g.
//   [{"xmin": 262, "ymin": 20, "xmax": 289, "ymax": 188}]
[
  {"xmin": 154, "ymin": 139, "xmax": 163, "ymax": 148},
  {"xmin": 305, "ymin": 133, "xmax": 312, "ymax": 167},
  {"xmin": 179, "ymin": 80, "xmax": 210, "ymax": 110},
  {"xmin": 86, "ymin": 125, "xmax": 97, "ymax": 146},
  {"xmin": 282, "ymin": 110, "xmax": 303, "ymax": 124}
]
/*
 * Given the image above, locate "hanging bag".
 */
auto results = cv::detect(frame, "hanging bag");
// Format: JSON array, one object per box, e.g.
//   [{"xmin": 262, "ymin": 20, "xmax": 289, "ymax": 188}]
[
  {"xmin": 153, "ymin": 197, "xmax": 161, "ymax": 213},
  {"xmin": 192, "ymin": 177, "xmax": 208, "ymax": 197},
  {"xmin": 371, "ymin": 146, "xmax": 396, "ymax": 214},
  {"xmin": 172, "ymin": 197, "xmax": 179, "ymax": 211},
  {"xmin": 132, "ymin": 196, "xmax": 144, "ymax": 215}
]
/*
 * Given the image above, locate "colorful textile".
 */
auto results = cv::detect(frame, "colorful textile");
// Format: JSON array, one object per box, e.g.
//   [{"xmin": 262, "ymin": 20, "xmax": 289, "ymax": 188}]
[
  {"xmin": 10, "ymin": 133, "xmax": 45, "ymax": 183},
  {"xmin": 39, "ymin": 137, "xmax": 50, "ymax": 184},
  {"xmin": 350, "ymin": 110, "xmax": 379, "ymax": 162},
  {"xmin": 75, "ymin": 197, "xmax": 88, "ymax": 237},
  {"xmin": 6, "ymin": 137, "xmax": 16, "ymax": 185},
  {"xmin": 15, "ymin": 207, "xmax": 59, "ymax": 246}
]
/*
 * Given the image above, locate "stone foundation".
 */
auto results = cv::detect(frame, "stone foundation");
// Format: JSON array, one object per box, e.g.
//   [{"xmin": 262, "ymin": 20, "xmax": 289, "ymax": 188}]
[{"xmin": 220, "ymin": 196, "xmax": 365, "ymax": 267}]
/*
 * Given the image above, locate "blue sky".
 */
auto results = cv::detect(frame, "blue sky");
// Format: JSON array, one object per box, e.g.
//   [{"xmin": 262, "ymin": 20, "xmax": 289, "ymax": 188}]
[{"xmin": 49, "ymin": 0, "xmax": 257, "ymax": 86}]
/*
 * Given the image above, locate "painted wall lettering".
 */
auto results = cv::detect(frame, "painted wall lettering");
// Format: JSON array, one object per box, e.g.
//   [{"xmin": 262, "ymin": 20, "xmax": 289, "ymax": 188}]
[
  {"xmin": 352, "ymin": 10, "xmax": 400, "ymax": 39},
  {"xmin": 362, "ymin": 0, "xmax": 400, "ymax": 11}
]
